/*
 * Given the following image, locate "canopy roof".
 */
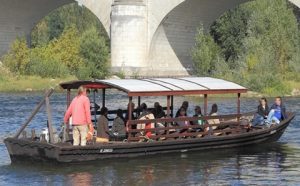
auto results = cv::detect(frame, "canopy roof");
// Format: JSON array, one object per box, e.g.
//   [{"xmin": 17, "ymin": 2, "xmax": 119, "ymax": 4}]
[{"xmin": 60, "ymin": 77, "xmax": 247, "ymax": 96}]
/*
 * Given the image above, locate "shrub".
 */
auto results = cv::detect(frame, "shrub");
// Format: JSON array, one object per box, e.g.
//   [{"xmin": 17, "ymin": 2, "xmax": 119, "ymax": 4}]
[
  {"xmin": 26, "ymin": 56, "xmax": 69, "ymax": 78},
  {"xmin": 2, "ymin": 37, "xmax": 30, "ymax": 74}
]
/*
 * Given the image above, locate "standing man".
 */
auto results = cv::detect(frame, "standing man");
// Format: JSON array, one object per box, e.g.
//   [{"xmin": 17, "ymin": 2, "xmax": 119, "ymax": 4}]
[
  {"xmin": 266, "ymin": 97, "xmax": 287, "ymax": 126},
  {"xmin": 64, "ymin": 86, "xmax": 92, "ymax": 146}
]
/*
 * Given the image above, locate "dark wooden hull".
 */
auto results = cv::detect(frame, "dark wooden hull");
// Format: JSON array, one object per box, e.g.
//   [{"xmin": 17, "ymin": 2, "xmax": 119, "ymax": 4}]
[{"xmin": 4, "ymin": 114, "xmax": 295, "ymax": 163}]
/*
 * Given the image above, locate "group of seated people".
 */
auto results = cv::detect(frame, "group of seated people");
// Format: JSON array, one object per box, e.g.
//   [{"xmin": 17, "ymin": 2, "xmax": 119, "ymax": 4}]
[
  {"xmin": 96, "ymin": 100, "xmax": 221, "ymax": 141},
  {"xmin": 95, "ymin": 96, "xmax": 287, "ymax": 142},
  {"xmin": 252, "ymin": 97, "xmax": 287, "ymax": 127}
]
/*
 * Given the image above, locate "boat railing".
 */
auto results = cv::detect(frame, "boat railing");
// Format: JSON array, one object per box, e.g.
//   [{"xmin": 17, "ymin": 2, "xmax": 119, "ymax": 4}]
[{"xmin": 126, "ymin": 113, "xmax": 254, "ymax": 142}]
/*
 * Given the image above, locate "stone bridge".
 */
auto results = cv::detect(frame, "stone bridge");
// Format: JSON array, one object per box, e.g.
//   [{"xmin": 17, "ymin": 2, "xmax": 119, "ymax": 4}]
[{"xmin": 0, "ymin": 0, "xmax": 299, "ymax": 76}]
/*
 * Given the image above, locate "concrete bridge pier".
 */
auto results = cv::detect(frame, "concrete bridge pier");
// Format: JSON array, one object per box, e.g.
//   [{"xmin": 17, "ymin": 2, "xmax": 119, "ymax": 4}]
[{"xmin": 111, "ymin": 0, "xmax": 148, "ymax": 75}]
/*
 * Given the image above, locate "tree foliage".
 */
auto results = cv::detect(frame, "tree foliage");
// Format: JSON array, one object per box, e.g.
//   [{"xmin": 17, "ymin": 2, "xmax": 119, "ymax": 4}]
[
  {"xmin": 191, "ymin": 26, "xmax": 227, "ymax": 76},
  {"xmin": 79, "ymin": 27, "xmax": 110, "ymax": 79},
  {"xmin": 2, "ymin": 37, "xmax": 30, "ymax": 74},
  {"xmin": 2, "ymin": 2, "xmax": 110, "ymax": 79},
  {"xmin": 192, "ymin": 0, "xmax": 300, "ymax": 95}
]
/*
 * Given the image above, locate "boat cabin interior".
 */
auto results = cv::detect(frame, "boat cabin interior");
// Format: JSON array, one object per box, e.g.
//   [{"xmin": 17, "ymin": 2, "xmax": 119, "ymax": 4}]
[{"xmin": 57, "ymin": 77, "xmax": 257, "ymax": 143}]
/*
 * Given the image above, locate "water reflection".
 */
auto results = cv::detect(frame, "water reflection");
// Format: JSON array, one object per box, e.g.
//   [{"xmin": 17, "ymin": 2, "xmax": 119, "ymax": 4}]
[
  {"xmin": 0, "ymin": 93, "xmax": 299, "ymax": 185},
  {"xmin": 67, "ymin": 172, "xmax": 93, "ymax": 186}
]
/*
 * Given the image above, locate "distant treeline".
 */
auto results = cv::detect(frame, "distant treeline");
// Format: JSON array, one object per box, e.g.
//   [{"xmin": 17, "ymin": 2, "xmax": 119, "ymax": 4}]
[
  {"xmin": 1, "ymin": 0, "xmax": 300, "ymax": 95},
  {"xmin": 192, "ymin": 0, "xmax": 300, "ymax": 95}
]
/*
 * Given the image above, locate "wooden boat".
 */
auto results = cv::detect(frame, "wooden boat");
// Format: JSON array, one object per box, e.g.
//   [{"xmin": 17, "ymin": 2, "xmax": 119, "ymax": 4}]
[{"xmin": 4, "ymin": 77, "xmax": 295, "ymax": 163}]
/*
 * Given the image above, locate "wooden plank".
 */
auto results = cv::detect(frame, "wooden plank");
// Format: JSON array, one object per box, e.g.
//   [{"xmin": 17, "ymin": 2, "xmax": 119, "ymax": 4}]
[
  {"xmin": 45, "ymin": 96, "xmax": 55, "ymax": 144},
  {"xmin": 128, "ymin": 122, "xmax": 241, "ymax": 133},
  {"xmin": 127, "ymin": 127, "xmax": 243, "ymax": 141},
  {"xmin": 14, "ymin": 89, "xmax": 54, "ymax": 138},
  {"xmin": 127, "ymin": 113, "xmax": 243, "ymax": 125}
]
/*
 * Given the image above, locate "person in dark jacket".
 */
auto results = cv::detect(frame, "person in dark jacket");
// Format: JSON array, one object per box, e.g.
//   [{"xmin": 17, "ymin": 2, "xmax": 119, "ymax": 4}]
[
  {"xmin": 152, "ymin": 102, "xmax": 166, "ymax": 119},
  {"xmin": 252, "ymin": 98, "xmax": 269, "ymax": 126},
  {"xmin": 175, "ymin": 101, "xmax": 189, "ymax": 117},
  {"xmin": 266, "ymin": 97, "xmax": 287, "ymax": 126}
]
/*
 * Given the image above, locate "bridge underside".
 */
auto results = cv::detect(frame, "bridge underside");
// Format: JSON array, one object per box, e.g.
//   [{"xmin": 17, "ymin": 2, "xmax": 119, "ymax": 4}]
[
  {"xmin": 0, "ymin": 0, "xmax": 72, "ymax": 56},
  {"xmin": 0, "ymin": 0, "xmax": 299, "ymax": 76},
  {"xmin": 147, "ymin": 0, "xmax": 251, "ymax": 76}
]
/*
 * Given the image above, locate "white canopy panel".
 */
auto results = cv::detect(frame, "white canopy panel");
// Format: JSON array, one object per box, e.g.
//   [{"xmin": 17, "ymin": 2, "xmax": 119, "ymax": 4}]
[
  {"xmin": 179, "ymin": 77, "xmax": 246, "ymax": 90},
  {"xmin": 97, "ymin": 77, "xmax": 246, "ymax": 93}
]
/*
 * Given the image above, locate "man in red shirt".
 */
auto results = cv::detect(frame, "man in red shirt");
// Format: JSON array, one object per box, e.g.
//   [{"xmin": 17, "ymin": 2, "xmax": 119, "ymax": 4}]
[{"xmin": 64, "ymin": 86, "xmax": 92, "ymax": 146}]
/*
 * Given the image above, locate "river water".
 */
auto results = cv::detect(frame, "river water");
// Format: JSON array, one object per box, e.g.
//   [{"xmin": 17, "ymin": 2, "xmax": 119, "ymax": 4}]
[{"xmin": 0, "ymin": 92, "xmax": 299, "ymax": 186}]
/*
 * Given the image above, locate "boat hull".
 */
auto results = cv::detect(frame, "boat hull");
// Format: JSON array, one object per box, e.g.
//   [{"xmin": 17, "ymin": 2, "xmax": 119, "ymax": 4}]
[{"xmin": 4, "ymin": 114, "xmax": 294, "ymax": 163}]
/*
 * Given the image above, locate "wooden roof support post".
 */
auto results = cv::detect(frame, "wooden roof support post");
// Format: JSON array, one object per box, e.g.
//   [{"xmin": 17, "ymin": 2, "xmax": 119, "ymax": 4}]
[
  {"xmin": 67, "ymin": 89, "xmax": 71, "ymax": 107},
  {"xmin": 45, "ymin": 95, "xmax": 55, "ymax": 144},
  {"xmin": 93, "ymin": 89, "xmax": 97, "ymax": 125},
  {"xmin": 167, "ymin": 95, "xmax": 171, "ymax": 135},
  {"xmin": 102, "ymin": 89, "xmax": 106, "ymax": 108},
  {"xmin": 137, "ymin": 96, "xmax": 141, "ymax": 117},
  {"xmin": 128, "ymin": 96, "xmax": 133, "ymax": 141},
  {"xmin": 167, "ymin": 96, "xmax": 171, "ymax": 117},
  {"xmin": 171, "ymin": 96, "xmax": 174, "ymax": 117},
  {"xmin": 237, "ymin": 93, "xmax": 241, "ymax": 114},
  {"xmin": 66, "ymin": 89, "xmax": 71, "ymax": 133},
  {"xmin": 204, "ymin": 94, "xmax": 208, "ymax": 115},
  {"xmin": 237, "ymin": 93, "xmax": 241, "ymax": 121}
]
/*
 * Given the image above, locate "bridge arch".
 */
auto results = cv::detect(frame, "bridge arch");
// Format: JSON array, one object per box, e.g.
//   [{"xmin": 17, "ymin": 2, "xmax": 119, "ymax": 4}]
[
  {"xmin": 148, "ymin": 0, "xmax": 300, "ymax": 76},
  {"xmin": 0, "ymin": 0, "xmax": 111, "ymax": 56}
]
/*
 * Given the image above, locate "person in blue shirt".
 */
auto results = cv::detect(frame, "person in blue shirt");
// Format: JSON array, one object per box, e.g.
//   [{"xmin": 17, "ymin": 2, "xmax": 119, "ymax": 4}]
[{"xmin": 266, "ymin": 97, "xmax": 287, "ymax": 126}]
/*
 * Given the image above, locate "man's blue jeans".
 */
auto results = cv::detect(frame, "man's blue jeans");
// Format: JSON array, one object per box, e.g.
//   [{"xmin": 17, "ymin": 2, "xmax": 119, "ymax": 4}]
[{"xmin": 266, "ymin": 109, "xmax": 280, "ymax": 125}]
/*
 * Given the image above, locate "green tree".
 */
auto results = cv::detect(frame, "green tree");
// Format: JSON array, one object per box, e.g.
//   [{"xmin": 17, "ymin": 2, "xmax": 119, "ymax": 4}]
[
  {"xmin": 193, "ymin": 0, "xmax": 300, "ymax": 95},
  {"xmin": 210, "ymin": 6, "xmax": 251, "ymax": 67},
  {"xmin": 48, "ymin": 26, "xmax": 84, "ymax": 73},
  {"xmin": 2, "ymin": 37, "xmax": 30, "ymax": 74},
  {"xmin": 191, "ymin": 25, "xmax": 225, "ymax": 76},
  {"xmin": 243, "ymin": 0, "xmax": 300, "ymax": 78},
  {"xmin": 79, "ymin": 27, "xmax": 110, "ymax": 79},
  {"xmin": 31, "ymin": 20, "xmax": 50, "ymax": 47}
]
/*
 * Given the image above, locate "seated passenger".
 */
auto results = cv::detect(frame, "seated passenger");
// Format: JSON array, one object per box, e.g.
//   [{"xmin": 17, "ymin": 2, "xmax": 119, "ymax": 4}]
[
  {"xmin": 152, "ymin": 102, "xmax": 166, "ymax": 132},
  {"xmin": 177, "ymin": 107, "xmax": 190, "ymax": 133},
  {"xmin": 111, "ymin": 109, "xmax": 126, "ymax": 138},
  {"xmin": 152, "ymin": 102, "xmax": 166, "ymax": 119},
  {"xmin": 192, "ymin": 106, "xmax": 204, "ymax": 132},
  {"xmin": 175, "ymin": 101, "xmax": 189, "ymax": 117},
  {"xmin": 252, "ymin": 98, "xmax": 269, "ymax": 126},
  {"xmin": 97, "ymin": 107, "xmax": 109, "ymax": 140},
  {"xmin": 137, "ymin": 103, "xmax": 155, "ymax": 139},
  {"xmin": 125, "ymin": 102, "xmax": 136, "ymax": 122},
  {"xmin": 192, "ymin": 106, "xmax": 204, "ymax": 125},
  {"xmin": 266, "ymin": 97, "xmax": 287, "ymax": 126},
  {"xmin": 207, "ymin": 104, "xmax": 220, "ymax": 131}
]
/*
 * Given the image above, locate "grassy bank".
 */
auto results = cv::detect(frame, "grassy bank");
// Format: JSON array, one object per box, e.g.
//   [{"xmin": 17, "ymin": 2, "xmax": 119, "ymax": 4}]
[
  {"xmin": 0, "ymin": 74, "xmax": 76, "ymax": 93},
  {"xmin": 1, "ymin": 65, "xmax": 300, "ymax": 95},
  {"xmin": 1, "ymin": 75, "xmax": 300, "ymax": 97}
]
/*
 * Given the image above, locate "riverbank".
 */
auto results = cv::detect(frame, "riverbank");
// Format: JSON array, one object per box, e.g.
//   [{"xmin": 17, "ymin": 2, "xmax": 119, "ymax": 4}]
[
  {"xmin": 0, "ymin": 75, "xmax": 76, "ymax": 92},
  {"xmin": 1, "ymin": 75, "xmax": 300, "ymax": 97}
]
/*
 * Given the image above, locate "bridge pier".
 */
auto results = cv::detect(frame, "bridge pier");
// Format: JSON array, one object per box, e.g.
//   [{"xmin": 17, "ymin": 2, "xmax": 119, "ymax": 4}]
[{"xmin": 111, "ymin": 0, "xmax": 148, "ymax": 75}]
